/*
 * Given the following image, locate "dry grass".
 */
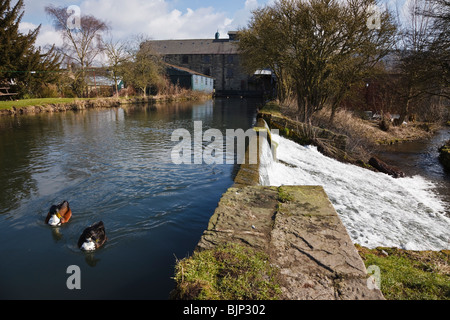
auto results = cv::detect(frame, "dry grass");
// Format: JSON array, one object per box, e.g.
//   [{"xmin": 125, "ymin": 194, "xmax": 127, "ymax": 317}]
[
  {"xmin": 312, "ymin": 108, "xmax": 437, "ymax": 145},
  {"xmin": 276, "ymin": 101, "xmax": 439, "ymax": 162}
]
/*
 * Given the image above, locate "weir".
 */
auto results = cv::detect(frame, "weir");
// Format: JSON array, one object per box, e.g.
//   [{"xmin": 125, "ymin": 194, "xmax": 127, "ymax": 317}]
[{"xmin": 193, "ymin": 117, "xmax": 385, "ymax": 300}]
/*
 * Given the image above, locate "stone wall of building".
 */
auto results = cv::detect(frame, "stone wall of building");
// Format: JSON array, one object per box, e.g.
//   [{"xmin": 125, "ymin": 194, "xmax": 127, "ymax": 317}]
[{"xmin": 163, "ymin": 53, "xmax": 249, "ymax": 93}]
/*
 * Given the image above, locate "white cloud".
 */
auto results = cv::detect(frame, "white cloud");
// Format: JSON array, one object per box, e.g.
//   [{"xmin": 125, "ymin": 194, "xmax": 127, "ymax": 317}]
[
  {"xmin": 78, "ymin": 0, "xmax": 232, "ymax": 40},
  {"xmin": 21, "ymin": 0, "xmax": 269, "ymax": 47},
  {"xmin": 19, "ymin": 22, "xmax": 63, "ymax": 49},
  {"xmin": 228, "ymin": 0, "xmax": 261, "ymax": 30}
]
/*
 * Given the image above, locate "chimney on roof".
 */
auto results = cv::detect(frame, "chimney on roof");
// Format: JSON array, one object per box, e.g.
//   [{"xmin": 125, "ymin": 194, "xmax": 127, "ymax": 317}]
[{"xmin": 228, "ymin": 31, "xmax": 238, "ymax": 41}]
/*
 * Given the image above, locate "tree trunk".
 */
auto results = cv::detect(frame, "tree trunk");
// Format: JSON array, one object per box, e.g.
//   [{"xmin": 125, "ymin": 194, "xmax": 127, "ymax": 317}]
[
  {"xmin": 395, "ymin": 87, "xmax": 412, "ymax": 126},
  {"xmin": 114, "ymin": 73, "xmax": 119, "ymax": 97},
  {"xmin": 329, "ymin": 104, "xmax": 337, "ymax": 124},
  {"xmin": 142, "ymin": 86, "xmax": 147, "ymax": 98},
  {"xmin": 297, "ymin": 94, "xmax": 306, "ymax": 123}
]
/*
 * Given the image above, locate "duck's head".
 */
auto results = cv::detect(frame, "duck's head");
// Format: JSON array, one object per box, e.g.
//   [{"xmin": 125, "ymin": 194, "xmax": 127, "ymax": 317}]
[
  {"xmin": 78, "ymin": 221, "xmax": 106, "ymax": 251},
  {"xmin": 80, "ymin": 229, "xmax": 101, "ymax": 251},
  {"xmin": 80, "ymin": 237, "xmax": 97, "ymax": 251},
  {"xmin": 47, "ymin": 205, "xmax": 62, "ymax": 226}
]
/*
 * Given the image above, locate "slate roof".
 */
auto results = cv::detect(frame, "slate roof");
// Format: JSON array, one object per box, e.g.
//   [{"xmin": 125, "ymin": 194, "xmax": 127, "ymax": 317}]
[
  {"xmin": 164, "ymin": 62, "xmax": 214, "ymax": 79},
  {"xmin": 147, "ymin": 39, "xmax": 239, "ymax": 55}
]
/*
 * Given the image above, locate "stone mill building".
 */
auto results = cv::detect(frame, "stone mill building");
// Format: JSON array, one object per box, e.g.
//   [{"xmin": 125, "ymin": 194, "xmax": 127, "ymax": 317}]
[{"xmin": 147, "ymin": 31, "xmax": 274, "ymax": 97}]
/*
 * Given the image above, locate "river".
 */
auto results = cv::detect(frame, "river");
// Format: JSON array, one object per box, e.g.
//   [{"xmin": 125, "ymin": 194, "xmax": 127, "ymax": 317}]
[{"xmin": 0, "ymin": 98, "xmax": 259, "ymax": 299}]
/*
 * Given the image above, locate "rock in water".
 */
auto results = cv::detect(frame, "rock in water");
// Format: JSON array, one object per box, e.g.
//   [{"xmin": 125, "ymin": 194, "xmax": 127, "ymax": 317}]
[{"xmin": 369, "ymin": 156, "xmax": 405, "ymax": 178}]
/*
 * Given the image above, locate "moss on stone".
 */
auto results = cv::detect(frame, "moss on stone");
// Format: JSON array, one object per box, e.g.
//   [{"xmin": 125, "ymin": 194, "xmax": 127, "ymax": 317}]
[
  {"xmin": 277, "ymin": 186, "xmax": 294, "ymax": 203},
  {"xmin": 260, "ymin": 101, "xmax": 282, "ymax": 115}
]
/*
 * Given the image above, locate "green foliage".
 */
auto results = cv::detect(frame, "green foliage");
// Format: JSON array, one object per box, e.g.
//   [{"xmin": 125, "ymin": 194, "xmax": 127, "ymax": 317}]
[
  {"xmin": 171, "ymin": 243, "xmax": 281, "ymax": 300},
  {"xmin": 277, "ymin": 186, "xmax": 294, "ymax": 203},
  {"xmin": 0, "ymin": 0, "xmax": 61, "ymax": 98}
]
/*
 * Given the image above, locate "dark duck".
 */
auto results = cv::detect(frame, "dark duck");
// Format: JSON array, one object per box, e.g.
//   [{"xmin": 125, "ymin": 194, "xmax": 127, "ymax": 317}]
[
  {"xmin": 45, "ymin": 200, "xmax": 72, "ymax": 226},
  {"xmin": 78, "ymin": 221, "xmax": 108, "ymax": 251}
]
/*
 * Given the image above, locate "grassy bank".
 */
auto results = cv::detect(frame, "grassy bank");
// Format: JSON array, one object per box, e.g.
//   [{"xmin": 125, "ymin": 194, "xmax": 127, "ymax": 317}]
[
  {"xmin": 171, "ymin": 243, "xmax": 281, "ymax": 300},
  {"xmin": 0, "ymin": 98, "xmax": 89, "ymax": 110},
  {"xmin": 260, "ymin": 101, "xmax": 443, "ymax": 166},
  {"xmin": 356, "ymin": 245, "xmax": 450, "ymax": 300},
  {"xmin": 0, "ymin": 92, "xmax": 212, "ymax": 115}
]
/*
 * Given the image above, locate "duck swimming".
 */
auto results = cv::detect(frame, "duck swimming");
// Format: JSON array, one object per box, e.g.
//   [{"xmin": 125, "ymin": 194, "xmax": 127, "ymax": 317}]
[
  {"xmin": 78, "ymin": 221, "xmax": 107, "ymax": 251},
  {"xmin": 45, "ymin": 201, "xmax": 72, "ymax": 226}
]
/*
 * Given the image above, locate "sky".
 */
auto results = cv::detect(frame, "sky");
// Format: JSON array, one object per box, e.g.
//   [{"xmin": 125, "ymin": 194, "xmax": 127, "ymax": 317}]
[
  {"xmin": 19, "ymin": 0, "xmax": 272, "ymax": 48},
  {"xmin": 18, "ymin": 0, "xmax": 409, "ymax": 49}
]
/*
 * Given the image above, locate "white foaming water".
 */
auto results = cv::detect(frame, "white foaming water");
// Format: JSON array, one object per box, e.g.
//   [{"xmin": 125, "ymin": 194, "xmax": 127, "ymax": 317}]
[{"xmin": 260, "ymin": 134, "xmax": 450, "ymax": 250}]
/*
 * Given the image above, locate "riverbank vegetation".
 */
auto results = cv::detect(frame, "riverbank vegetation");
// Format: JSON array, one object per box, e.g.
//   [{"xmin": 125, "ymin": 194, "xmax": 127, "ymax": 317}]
[
  {"xmin": 0, "ymin": 98, "xmax": 86, "ymax": 110},
  {"xmin": 0, "ymin": 1, "xmax": 205, "ymax": 103},
  {"xmin": 171, "ymin": 243, "xmax": 281, "ymax": 300},
  {"xmin": 0, "ymin": 90, "xmax": 212, "ymax": 115},
  {"xmin": 239, "ymin": 0, "xmax": 449, "ymax": 129},
  {"xmin": 438, "ymin": 140, "xmax": 450, "ymax": 171},
  {"xmin": 260, "ymin": 100, "xmax": 439, "ymax": 169},
  {"xmin": 356, "ymin": 245, "xmax": 450, "ymax": 300},
  {"xmin": 0, "ymin": 0, "xmax": 61, "ymax": 98},
  {"xmin": 247, "ymin": 0, "xmax": 449, "ymax": 171}
]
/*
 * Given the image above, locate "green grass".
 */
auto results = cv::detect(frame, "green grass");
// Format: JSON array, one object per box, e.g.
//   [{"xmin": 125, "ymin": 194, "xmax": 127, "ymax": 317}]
[
  {"xmin": 0, "ymin": 98, "xmax": 89, "ymax": 110},
  {"xmin": 357, "ymin": 246, "xmax": 450, "ymax": 300},
  {"xmin": 171, "ymin": 243, "xmax": 281, "ymax": 300}
]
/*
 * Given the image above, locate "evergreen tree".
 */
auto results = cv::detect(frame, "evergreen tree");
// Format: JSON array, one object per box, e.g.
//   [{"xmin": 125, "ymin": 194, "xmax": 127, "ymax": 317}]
[{"xmin": 0, "ymin": 0, "xmax": 61, "ymax": 97}]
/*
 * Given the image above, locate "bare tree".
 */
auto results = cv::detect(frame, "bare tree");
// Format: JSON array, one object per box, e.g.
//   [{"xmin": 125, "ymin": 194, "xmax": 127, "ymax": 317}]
[
  {"xmin": 103, "ymin": 37, "xmax": 130, "ymax": 96},
  {"xmin": 392, "ymin": 0, "xmax": 438, "ymax": 124},
  {"xmin": 121, "ymin": 34, "xmax": 165, "ymax": 97},
  {"xmin": 45, "ymin": 5, "xmax": 109, "ymax": 96},
  {"xmin": 238, "ymin": 0, "xmax": 397, "ymax": 123}
]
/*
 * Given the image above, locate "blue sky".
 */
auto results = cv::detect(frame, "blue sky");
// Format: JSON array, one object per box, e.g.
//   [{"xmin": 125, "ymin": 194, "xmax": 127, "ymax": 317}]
[
  {"xmin": 20, "ymin": 0, "xmax": 272, "ymax": 47},
  {"xmin": 19, "ymin": 0, "xmax": 408, "ymax": 48}
]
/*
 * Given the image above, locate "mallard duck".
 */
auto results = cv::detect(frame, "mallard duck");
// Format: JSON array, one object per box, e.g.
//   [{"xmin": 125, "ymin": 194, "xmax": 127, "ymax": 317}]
[
  {"xmin": 45, "ymin": 200, "xmax": 72, "ymax": 226},
  {"xmin": 78, "ymin": 221, "xmax": 107, "ymax": 251}
]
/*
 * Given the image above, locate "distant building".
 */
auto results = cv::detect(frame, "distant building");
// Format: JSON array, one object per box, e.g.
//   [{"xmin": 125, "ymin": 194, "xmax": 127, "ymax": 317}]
[
  {"xmin": 86, "ymin": 75, "xmax": 123, "ymax": 91},
  {"xmin": 85, "ymin": 68, "xmax": 124, "ymax": 96},
  {"xmin": 147, "ymin": 31, "xmax": 274, "ymax": 97},
  {"xmin": 165, "ymin": 63, "xmax": 214, "ymax": 93}
]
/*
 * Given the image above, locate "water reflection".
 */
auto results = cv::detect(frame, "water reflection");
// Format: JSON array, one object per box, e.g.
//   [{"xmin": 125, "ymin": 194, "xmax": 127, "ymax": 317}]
[{"xmin": 0, "ymin": 98, "xmax": 260, "ymax": 299}]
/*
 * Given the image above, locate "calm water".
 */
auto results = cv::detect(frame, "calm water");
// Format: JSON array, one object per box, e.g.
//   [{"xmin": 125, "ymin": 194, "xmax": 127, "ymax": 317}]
[{"xmin": 0, "ymin": 98, "xmax": 259, "ymax": 299}]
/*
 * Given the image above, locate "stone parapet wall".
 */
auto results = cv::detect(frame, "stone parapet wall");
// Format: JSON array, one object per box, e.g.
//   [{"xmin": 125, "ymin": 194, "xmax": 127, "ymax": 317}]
[{"xmin": 195, "ymin": 185, "xmax": 385, "ymax": 300}]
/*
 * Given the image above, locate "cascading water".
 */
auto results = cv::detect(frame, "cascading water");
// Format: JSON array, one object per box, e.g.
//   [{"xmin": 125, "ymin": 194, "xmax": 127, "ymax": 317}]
[{"xmin": 259, "ymin": 133, "xmax": 450, "ymax": 251}]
